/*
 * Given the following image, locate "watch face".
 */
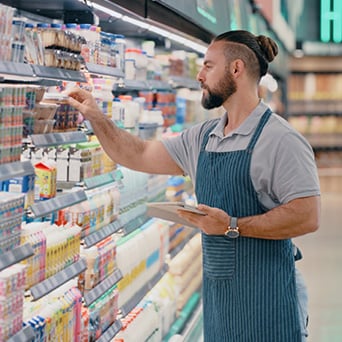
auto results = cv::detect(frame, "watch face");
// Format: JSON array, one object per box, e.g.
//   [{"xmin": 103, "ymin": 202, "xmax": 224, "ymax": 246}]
[{"xmin": 226, "ymin": 229, "xmax": 239, "ymax": 238}]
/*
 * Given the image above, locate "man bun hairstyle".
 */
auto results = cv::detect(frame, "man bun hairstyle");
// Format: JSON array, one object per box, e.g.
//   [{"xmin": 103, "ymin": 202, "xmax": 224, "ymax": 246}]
[{"xmin": 214, "ymin": 30, "xmax": 278, "ymax": 78}]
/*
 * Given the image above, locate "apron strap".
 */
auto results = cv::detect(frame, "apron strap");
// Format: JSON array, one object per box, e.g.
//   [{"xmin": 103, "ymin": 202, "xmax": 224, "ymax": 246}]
[
  {"xmin": 200, "ymin": 121, "xmax": 218, "ymax": 151},
  {"xmin": 246, "ymin": 108, "xmax": 273, "ymax": 152}
]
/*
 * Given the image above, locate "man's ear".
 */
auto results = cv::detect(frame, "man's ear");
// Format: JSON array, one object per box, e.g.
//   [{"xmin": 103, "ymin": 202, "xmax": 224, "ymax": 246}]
[{"xmin": 230, "ymin": 59, "xmax": 244, "ymax": 78}]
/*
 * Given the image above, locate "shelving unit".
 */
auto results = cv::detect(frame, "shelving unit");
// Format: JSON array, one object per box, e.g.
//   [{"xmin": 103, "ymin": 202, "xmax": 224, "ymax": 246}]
[
  {"xmin": 0, "ymin": 2, "xmax": 205, "ymax": 340},
  {"xmin": 288, "ymin": 56, "xmax": 342, "ymax": 172}
]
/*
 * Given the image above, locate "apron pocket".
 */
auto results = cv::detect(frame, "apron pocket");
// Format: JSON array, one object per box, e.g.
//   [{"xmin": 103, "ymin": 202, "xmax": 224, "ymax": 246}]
[{"xmin": 202, "ymin": 234, "xmax": 236, "ymax": 280}]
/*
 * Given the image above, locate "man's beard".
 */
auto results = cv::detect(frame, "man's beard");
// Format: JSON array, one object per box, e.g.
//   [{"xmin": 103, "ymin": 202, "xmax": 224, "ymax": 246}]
[{"xmin": 201, "ymin": 70, "xmax": 237, "ymax": 109}]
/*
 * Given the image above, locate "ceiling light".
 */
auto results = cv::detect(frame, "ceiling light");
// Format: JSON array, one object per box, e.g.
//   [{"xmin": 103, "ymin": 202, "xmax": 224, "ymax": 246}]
[
  {"xmin": 91, "ymin": 2, "xmax": 123, "ymax": 19},
  {"xmin": 87, "ymin": 1, "xmax": 207, "ymax": 54},
  {"xmin": 122, "ymin": 15, "xmax": 150, "ymax": 30}
]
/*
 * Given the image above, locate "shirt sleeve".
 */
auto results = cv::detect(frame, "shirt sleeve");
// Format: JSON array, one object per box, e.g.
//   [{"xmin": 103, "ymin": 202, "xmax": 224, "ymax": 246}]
[
  {"xmin": 162, "ymin": 120, "xmax": 215, "ymax": 181},
  {"xmin": 270, "ymin": 131, "xmax": 320, "ymax": 204}
]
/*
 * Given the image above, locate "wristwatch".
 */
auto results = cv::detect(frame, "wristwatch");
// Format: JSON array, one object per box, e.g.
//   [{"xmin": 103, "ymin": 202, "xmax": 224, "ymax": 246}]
[{"xmin": 224, "ymin": 216, "xmax": 239, "ymax": 238}]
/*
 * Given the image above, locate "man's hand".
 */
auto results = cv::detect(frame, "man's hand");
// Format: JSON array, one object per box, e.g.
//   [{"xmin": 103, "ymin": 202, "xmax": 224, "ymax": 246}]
[
  {"xmin": 67, "ymin": 87, "xmax": 103, "ymax": 121},
  {"xmin": 177, "ymin": 196, "xmax": 320, "ymax": 239},
  {"xmin": 178, "ymin": 204, "xmax": 229, "ymax": 235}
]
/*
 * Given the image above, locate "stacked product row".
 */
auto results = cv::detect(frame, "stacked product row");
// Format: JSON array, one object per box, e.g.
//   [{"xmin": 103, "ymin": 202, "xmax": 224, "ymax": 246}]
[
  {"xmin": 0, "ymin": 85, "xmax": 26, "ymax": 164},
  {"xmin": 1, "ymin": 167, "xmax": 202, "ymax": 341}
]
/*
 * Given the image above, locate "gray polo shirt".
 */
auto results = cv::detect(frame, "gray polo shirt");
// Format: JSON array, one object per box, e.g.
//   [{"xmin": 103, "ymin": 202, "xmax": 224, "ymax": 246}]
[{"xmin": 162, "ymin": 101, "xmax": 320, "ymax": 210}]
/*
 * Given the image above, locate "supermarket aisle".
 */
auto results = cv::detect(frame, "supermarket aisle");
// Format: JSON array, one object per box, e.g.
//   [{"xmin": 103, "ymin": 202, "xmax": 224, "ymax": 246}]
[{"xmin": 294, "ymin": 177, "xmax": 342, "ymax": 342}]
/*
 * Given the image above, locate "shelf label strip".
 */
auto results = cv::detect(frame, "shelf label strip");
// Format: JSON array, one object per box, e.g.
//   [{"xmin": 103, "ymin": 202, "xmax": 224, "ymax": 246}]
[
  {"xmin": 7, "ymin": 324, "xmax": 35, "ymax": 342},
  {"xmin": 83, "ymin": 220, "xmax": 123, "ymax": 248},
  {"xmin": 84, "ymin": 268, "xmax": 123, "ymax": 306},
  {"xmin": 0, "ymin": 160, "xmax": 34, "ymax": 182},
  {"xmin": 84, "ymin": 173, "xmax": 114, "ymax": 190},
  {"xmin": 0, "ymin": 61, "xmax": 33, "ymax": 77},
  {"xmin": 32, "ymin": 65, "xmax": 86, "ymax": 83},
  {"xmin": 0, "ymin": 243, "xmax": 34, "ymax": 272},
  {"xmin": 86, "ymin": 63, "xmax": 124, "ymax": 78},
  {"xmin": 29, "ymin": 190, "xmax": 87, "ymax": 218},
  {"xmin": 97, "ymin": 320, "xmax": 122, "ymax": 342},
  {"xmin": 30, "ymin": 259, "xmax": 87, "ymax": 301},
  {"xmin": 30, "ymin": 131, "xmax": 88, "ymax": 147}
]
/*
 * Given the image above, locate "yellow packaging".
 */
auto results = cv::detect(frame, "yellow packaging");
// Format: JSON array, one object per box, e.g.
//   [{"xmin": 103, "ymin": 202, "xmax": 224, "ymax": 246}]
[{"xmin": 35, "ymin": 161, "xmax": 57, "ymax": 199}]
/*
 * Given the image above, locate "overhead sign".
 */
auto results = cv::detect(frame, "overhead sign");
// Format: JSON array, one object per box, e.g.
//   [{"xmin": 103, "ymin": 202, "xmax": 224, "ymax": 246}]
[{"xmin": 321, "ymin": 0, "xmax": 342, "ymax": 43}]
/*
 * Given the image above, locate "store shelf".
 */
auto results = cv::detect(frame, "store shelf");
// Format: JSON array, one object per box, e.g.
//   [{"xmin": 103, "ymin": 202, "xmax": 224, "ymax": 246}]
[
  {"xmin": 0, "ymin": 243, "xmax": 34, "ymax": 272},
  {"xmin": 83, "ymin": 219, "xmax": 123, "ymax": 248},
  {"xmin": 169, "ymin": 229, "xmax": 200, "ymax": 259},
  {"xmin": 163, "ymin": 292, "xmax": 201, "ymax": 340},
  {"xmin": 7, "ymin": 324, "xmax": 35, "ymax": 342},
  {"xmin": 289, "ymin": 111, "xmax": 342, "ymax": 117},
  {"xmin": 318, "ymin": 167, "xmax": 342, "ymax": 177},
  {"xmin": 30, "ymin": 131, "xmax": 88, "ymax": 147},
  {"xmin": 29, "ymin": 190, "xmax": 87, "ymax": 218},
  {"xmin": 120, "ymin": 205, "xmax": 149, "ymax": 235},
  {"xmin": 83, "ymin": 169, "xmax": 124, "ymax": 190},
  {"xmin": 304, "ymin": 133, "xmax": 342, "ymax": 150},
  {"xmin": 120, "ymin": 264, "xmax": 169, "ymax": 317},
  {"xmin": 97, "ymin": 319, "xmax": 122, "ymax": 342},
  {"xmin": 84, "ymin": 268, "xmax": 123, "ymax": 306},
  {"xmin": 169, "ymin": 76, "xmax": 200, "ymax": 90},
  {"xmin": 30, "ymin": 258, "xmax": 87, "ymax": 301},
  {"xmin": 86, "ymin": 63, "xmax": 124, "ymax": 78},
  {"xmin": 0, "ymin": 61, "xmax": 34, "ymax": 79},
  {"xmin": 31, "ymin": 65, "xmax": 86, "ymax": 83},
  {"xmin": 0, "ymin": 61, "xmax": 86, "ymax": 83},
  {"xmin": 149, "ymin": 80, "xmax": 173, "ymax": 91},
  {"xmin": 113, "ymin": 78, "xmax": 198, "ymax": 92},
  {"xmin": 0, "ymin": 160, "xmax": 34, "ymax": 182},
  {"xmin": 113, "ymin": 79, "xmax": 172, "ymax": 92},
  {"xmin": 180, "ymin": 300, "xmax": 203, "ymax": 342}
]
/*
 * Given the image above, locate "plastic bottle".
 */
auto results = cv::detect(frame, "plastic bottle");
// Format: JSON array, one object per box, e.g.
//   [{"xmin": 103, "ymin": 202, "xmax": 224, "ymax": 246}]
[
  {"xmin": 119, "ymin": 95, "xmax": 139, "ymax": 130},
  {"xmin": 112, "ymin": 97, "xmax": 125, "ymax": 128},
  {"xmin": 114, "ymin": 34, "xmax": 126, "ymax": 72},
  {"xmin": 79, "ymin": 23, "xmax": 91, "ymax": 63}
]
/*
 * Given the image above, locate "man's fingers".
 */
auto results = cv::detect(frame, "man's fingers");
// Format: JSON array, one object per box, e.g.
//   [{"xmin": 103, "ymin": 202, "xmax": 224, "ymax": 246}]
[{"xmin": 67, "ymin": 96, "xmax": 83, "ymax": 111}]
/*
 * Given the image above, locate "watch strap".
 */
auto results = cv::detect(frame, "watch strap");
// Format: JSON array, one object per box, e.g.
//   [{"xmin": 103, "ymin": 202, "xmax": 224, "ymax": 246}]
[{"xmin": 230, "ymin": 216, "xmax": 238, "ymax": 228}]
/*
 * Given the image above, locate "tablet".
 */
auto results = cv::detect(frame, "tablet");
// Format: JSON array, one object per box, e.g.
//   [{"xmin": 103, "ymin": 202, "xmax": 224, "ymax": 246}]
[{"xmin": 146, "ymin": 202, "xmax": 206, "ymax": 228}]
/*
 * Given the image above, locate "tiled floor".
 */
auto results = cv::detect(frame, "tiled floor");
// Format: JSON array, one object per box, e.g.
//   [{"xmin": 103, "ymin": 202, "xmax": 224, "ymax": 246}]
[{"xmin": 294, "ymin": 176, "xmax": 342, "ymax": 342}]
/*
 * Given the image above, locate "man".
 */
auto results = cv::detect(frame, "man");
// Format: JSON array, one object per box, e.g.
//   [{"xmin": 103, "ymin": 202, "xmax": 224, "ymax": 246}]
[{"xmin": 68, "ymin": 30, "xmax": 320, "ymax": 341}]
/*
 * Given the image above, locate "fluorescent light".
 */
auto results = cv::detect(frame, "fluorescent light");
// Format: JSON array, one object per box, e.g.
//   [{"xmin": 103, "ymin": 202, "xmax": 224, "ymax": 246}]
[
  {"xmin": 91, "ymin": 2, "xmax": 123, "ymax": 19},
  {"xmin": 88, "ymin": 1, "xmax": 207, "ymax": 54},
  {"xmin": 122, "ymin": 15, "xmax": 150, "ymax": 30},
  {"xmin": 146, "ymin": 25, "xmax": 169, "ymax": 37}
]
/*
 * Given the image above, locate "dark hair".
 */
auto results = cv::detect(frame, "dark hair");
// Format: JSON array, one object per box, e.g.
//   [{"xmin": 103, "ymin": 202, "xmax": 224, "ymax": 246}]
[{"xmin": 214, "ymin": 30, "xmax": 278, "ymax": 78}]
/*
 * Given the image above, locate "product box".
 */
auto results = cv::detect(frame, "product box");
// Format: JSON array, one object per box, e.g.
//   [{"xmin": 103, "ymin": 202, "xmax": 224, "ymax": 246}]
[
  {"xmin": 34, "ymin": 161, "xmax": 57, "ymax": 200},
  {"xmin": 69, "ymin": 145, "xmax": 92, "ymax": 182},
  {"xmin": 56, "ymin": 146, "xmax": 69, "ymax": 182},
  {"xmin": 2, "ymin": 174, "xmax": 35, "ymax": 209}
]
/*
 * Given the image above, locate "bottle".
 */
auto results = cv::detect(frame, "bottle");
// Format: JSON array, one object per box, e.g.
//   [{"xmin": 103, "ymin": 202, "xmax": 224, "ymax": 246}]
[
  {"xmin": 79, "ymin": 24, "xmax": 91, "ymax": 63},
  {"xmin": 114, "ymin": 34, "xmax": 126, "ymax": 72},
  {"xmin": 112, "ymin": 97, "xmax": 125, "ymax": 128}
]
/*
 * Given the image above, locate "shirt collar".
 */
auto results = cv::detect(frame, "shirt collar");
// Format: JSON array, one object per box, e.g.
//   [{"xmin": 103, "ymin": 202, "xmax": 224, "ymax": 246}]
[{"xmin": 209, "ymin": 101, "xmax": 270, "ymax": 139}]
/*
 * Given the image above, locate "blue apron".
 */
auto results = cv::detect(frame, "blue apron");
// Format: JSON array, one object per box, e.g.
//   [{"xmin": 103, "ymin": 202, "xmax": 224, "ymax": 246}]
[{"xmin": 195, "ymin": 109, "xmax": 301, "ymax": 342}]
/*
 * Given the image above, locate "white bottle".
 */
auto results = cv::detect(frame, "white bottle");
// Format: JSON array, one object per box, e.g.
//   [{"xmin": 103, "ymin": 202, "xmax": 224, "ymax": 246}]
[
  {"xmin": 112, "ymin": 97, "xmax": 125, "ymax": 128},
  {"xmin": 114, "ymin": 34, "xmax": 126, "ymax": 72}
]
